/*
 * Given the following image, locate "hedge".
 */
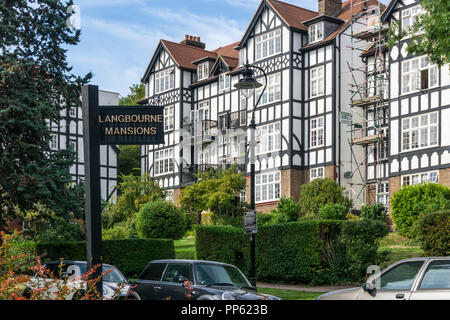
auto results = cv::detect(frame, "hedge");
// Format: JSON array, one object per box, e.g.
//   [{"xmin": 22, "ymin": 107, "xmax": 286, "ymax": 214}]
[
  {"xmin": 11, "ymin": 239, "xmax": 174, "ymax": 278},
  {"xmin": 417, "ymin": 210, "xmax": 450, "ymax": 256},
  {"xmin": 196, "ymin": 220, "xmax": 388, "ymax": 285}
]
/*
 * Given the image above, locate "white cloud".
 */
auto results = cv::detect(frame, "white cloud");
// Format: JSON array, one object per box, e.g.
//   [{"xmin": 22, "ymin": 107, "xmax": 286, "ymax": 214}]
[{"xmin": 143, "ymin": 8, "xmax": 246, "ymax": 50}]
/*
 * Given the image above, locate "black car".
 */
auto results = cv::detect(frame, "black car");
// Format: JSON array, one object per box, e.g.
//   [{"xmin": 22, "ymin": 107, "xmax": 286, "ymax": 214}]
[{"xmin": 127, "ymin": 259, "xmax": 281, "ymax": 300}]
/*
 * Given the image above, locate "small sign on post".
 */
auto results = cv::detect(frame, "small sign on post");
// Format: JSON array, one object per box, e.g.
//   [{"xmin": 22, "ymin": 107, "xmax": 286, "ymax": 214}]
[
  {"xmin": 339, "ymin": 111, "xmax": 353, "ymax": 125},
  {"xmin": 244, "ymin": 210, "xmax": 258, "ymax": 235}
]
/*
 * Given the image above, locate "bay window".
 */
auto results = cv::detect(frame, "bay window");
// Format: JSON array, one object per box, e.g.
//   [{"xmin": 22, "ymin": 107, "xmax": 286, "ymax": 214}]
[
  {"xmin": 197, "ymin": 62, "xmax": 209, "ymax": 81},
  {"xmin": 310, "ymin": 167, "xmax": 324, "ymax": 181},
  {"xmin": 402, "ymin": 171, "xmax": 439, "ymax": 186}
]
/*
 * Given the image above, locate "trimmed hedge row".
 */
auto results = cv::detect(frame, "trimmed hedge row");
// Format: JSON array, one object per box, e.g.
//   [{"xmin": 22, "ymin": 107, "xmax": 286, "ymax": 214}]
[
  {"xmin": 12, "ymin": 239, "xmax": 174, "ymax": 278},
  {"xmin": 417, "ymin": 210, "xmax": 450, "ymax": 256},
  {"xmin": 196, "ymin": 220, "xmax": 388, "ymax": 285}
]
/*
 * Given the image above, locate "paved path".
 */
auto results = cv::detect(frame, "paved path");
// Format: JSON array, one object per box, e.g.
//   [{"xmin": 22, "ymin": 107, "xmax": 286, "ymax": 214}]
[{"xmin": 256, "ymin": 282, "xmax": 355, "ymax": 293}]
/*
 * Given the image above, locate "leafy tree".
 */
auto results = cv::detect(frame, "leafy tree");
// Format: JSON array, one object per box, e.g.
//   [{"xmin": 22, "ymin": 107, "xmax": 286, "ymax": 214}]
[
  {"xmin": 298, "ymin": 179, "xmax": 352, "ymax": 217},
  {"xmin": 0, "ymin": 0, "xmax": 91, "ymax": 231},
  {"xmin": 360, "ymin": 203, "xmax": 387, "ymax": 224},
  {"xmin": 103, "ymin": 174, "xmax": 165, "ymax": 230},
  {"xmin": 136, "ymin": 200, "xmax": 186, "ymax": 240},
  {"xmin": 318, "ymin": 204, "xmax": 348, "ymax": 220},
  {"xmin": 180, "ymin": 167, "xmax": 246, "ymax": 225},
  {"xmin": 391, "ymin": 183, "xmax": 450, "ymax": 238},
  {"xmin": 117, "ymin": 84, "xmax": 145, "ymax": 179},
  {"xmin": 119, "ymin": 84, "xmax": 145, "ymax": 106},
  {"xmin": 387, "ymin": 0, "xmax": 450, "ymax": 65},
  {"xmin": 271, "ymin": 197, "xmax": 301, "ymax": 223}
]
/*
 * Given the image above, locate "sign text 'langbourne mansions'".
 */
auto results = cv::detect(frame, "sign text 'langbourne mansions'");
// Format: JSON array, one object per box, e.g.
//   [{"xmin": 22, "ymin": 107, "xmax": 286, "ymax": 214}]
[{"xmin": 97, "ymin": 106, "xmax": 164, "ymax": 145}]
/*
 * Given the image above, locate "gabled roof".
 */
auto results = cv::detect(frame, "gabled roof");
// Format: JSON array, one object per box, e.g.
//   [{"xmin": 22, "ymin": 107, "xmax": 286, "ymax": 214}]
[
  {"xmin": 380, "ymin": 0, "xmax": 402, "ymax": 22},
  {"xmin": 141, "ymin": 40, "xmax": 218, "ymax": 82},
  {"xmin": 301, "ymin": 0, "xmax": 384, "ymax": 51},
  {"xmin": 212, "ymin": 41, "xmax": 240, "ymax": 59},
  {"xmin": 238, "ymin": 0, "xmax": 318, "ymax": 48}
]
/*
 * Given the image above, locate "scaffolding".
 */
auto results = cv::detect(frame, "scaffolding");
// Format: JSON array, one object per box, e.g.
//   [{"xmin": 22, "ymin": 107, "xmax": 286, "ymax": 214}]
[{"xmin": 346, "ymin": 0, "xmax": 389, "ymax": 207}]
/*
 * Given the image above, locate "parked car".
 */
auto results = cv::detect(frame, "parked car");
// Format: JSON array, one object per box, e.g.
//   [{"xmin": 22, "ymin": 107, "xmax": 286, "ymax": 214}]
[
  {"xmin": 23, "ymin": 260, "xmax": 131, "ymax": 300},
  {"xmin": 127, "ymin": 259, "xmax": 281, "ymax": 300},
  {"xmin": 316, "ymin": 257, "xmax": 450, "ymax": 300}
]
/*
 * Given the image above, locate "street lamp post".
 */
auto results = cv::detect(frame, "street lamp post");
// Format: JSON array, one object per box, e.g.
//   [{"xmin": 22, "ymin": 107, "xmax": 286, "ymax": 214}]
[{"xmin": 234, "ymin": 63, "xmax": 267, "ymax": 288}]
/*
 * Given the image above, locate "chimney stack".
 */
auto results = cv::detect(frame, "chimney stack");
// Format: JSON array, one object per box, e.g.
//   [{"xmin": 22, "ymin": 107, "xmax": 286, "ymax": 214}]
[
  {"xmin": 181, "ymin": 35, "xmax": 206, "ymax": 49},
  {"xmin": 318, "ymin": 0, "xmax": 342, "ymax": 16}
]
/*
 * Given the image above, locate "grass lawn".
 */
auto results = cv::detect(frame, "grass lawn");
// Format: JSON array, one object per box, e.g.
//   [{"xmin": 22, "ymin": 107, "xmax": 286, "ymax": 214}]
[
  {"xmin": 378, "ymin": 232, "xmax": 424, "ymax": 269},
  {"xmin": 257, "ymin": 288, "xmax": 324, "ymax": 300},
  {"xmin": 174, "ymin": 237, "xmax": 196, "ymax": 260}
]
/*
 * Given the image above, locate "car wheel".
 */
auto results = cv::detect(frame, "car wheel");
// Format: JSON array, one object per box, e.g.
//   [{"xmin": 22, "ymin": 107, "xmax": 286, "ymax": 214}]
[
  {"xmin": 197, "ymin": 295, "xmax": 215, "ymax": 300},
  {"xmin": 126, "ymin": 292, "xmax": 141, "ymax": 300}
]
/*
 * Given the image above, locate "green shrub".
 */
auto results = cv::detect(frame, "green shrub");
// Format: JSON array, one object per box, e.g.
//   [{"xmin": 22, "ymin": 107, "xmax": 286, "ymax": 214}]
[
  {"xmin": 318, "ymin": 204, "xmax": 348, "ymax": 220},
  {"xmin": 299, "ymin": 179, "xmax": 352, "ymax": 217},
  {"xmin": 136, "ymin": 200, "xmax": 186, "ymax": 240},
  {"xmin": 196, "ymin": 219, "xmax": 388, "ymax": 285},
  {"xmin": 417, "ymin": 210, "xmax": 450, "ymax": 256},
  {"xmin": 391, "ymin": 183, "xmax": 450, "ymax": 238},
  {"xmin": 257, "ymin": 213, "xmax": 277, "ymax": 226},
  {"xmin": 11, "ymin": 239, "xmax": 175, "ymax": 278},
  {"xmin": 272, "ymin": 197, "xmax": 301, "ymax": 223},
  {"xmin": 360, "ymin": 204, "xmax": 387, "ymax": 223},
  {"xmin": 102, "ymin": 223, "xmax": 130, "ymax": 240}
]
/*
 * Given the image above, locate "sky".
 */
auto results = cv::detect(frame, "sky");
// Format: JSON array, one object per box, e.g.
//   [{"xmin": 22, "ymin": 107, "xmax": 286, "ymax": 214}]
[{"xmin": 66, "ymin": 0, "xmax": 387, "ymax": 98}]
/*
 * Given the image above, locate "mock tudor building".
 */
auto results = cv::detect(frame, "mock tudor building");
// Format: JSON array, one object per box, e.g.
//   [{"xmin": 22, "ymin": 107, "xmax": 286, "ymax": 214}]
[
  {"xmin": 376, "ymin": 0, "xmax": 450, "ymax": 204},
  {"xmin": 139, "ymin": 0, "xmax": 385, "ymax": 213},
  {"xmin": 49, "ymin": 90, "xmax": 119, "ymax": 201}
]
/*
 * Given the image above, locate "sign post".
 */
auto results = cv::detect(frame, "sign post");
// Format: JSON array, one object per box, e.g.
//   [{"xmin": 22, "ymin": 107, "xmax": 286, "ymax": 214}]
[
  {"xmin": 82, "ymin": 84, "xmax": 164, "ymax": 297},
  {"xmin": 82, "ymin": 85, "xmax": 103, "ymax": 294}
]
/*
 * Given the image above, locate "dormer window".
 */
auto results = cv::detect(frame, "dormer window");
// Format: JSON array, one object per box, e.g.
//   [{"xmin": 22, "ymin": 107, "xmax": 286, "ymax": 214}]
[
  {"xmin": 219, "ymin": 73, "xmax": 230, "ymax": 91},
  {"xmin": 309, "ymin": 23, "xmax": 323, "ymax": 43},
  {"xmin": 197, "ymin": 62, "xmax": 209, "ymax": 81}
]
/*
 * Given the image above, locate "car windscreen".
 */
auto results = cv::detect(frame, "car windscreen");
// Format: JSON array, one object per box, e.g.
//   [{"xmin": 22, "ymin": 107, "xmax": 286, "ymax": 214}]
[
  {"xmin": 103, "ymin": 266, "xmax": 127, "ymax": 283},
  {"xmin": 194, "ymin": 264, "xmax": 252, "ymax": 288}
]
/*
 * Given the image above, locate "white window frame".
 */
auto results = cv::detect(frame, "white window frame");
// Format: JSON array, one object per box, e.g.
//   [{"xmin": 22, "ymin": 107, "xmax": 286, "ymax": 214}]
[
  {"xmin": 377, "ymin": 182, "xmax": 390, "ymax": 209},
  {"xmin": 255, "ymin": 29, "xmax": 281, "ymax": 61},
  {"xmin": 310, "ymin": 167, "xmax": 324, "ymax": 181},
  {"xmin": 164, "ymin": 105, "xmax": 174, "ymax": 132},
  {"xmin": 239, "ymin": 49, "xmax": 246, "ymax": 67},
  {"xmin": 402, "ymin": 56, "xmax": 438, "ymax": 95},
  {"xmin": 309, "ymin": 22, "xmax": 324, "ymax": 44},
  {"xmin": 310, "ymin": 117, "xmax": 324, "ymax": 148},
  {"xmin": 402, "ymin": 171, "xmax": 439, "ymax": 186},
  {"xmin": 197, "ymin": 62, "xmax": 209, "ymax": 81},
  {"xmin": 219, "ymin": 73, "xmax": 231, "ymax": 92},
  {"xmin": 155, "ymin": 68, "xmax": 175, "ymax": 94},
  {"xmin": 69, "ymin": 139, "xmax": 77, "ymax": 152},
  {"xmin": 401, "ymin": 6, "xmax": 423, "ymax": 31},
  {"xmin": 311, "ymin": 66, "xmax": 324, "ymax": 98},
  {"xmin": 165, "ymin": 189, "xmax": 174, "ymax": 202},
  {"xmin": 256, "ymin": 171, "xmax": 281, "ymax": 203},
  {"xmin": 256, "ymin": 122, "xmax": 281, "ymax": 155},
  {"xmin": 50, "ymin": 134, "xmax": 58, "ymax": 150},
  {"xmin": 256, "ymin": 73, "xmax": 281, "ymax": 106},
  {"xmin": 401, "ymin": 112, "xmax": 438, "ymax": 152},
  {"xmin": 154, "ymin": 148, "xmax": 174, "ymax": 176},
  {"xmin": 69, "ymin": 107, "xmax": 76, "ymax": 117}
]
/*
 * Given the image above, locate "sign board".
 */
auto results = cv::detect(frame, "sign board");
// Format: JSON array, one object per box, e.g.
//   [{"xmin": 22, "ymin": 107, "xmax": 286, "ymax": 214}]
[
  {"xmin": 98, "ymin": 106, "xmax": 164, "ymax": 145},
  {"xmin": 339, "ymin": 111, "xmax": 353, "ymax": 125},
  {"xmin": 244, "ymin": 210, "xmax": 258, "ymax": 235}
]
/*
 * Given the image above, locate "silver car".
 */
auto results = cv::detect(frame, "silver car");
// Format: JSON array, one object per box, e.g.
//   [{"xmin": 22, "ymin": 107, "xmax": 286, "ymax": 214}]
[{"xmin": 316, "ymin": 257, "xmax": 450, "ymax": 300}]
